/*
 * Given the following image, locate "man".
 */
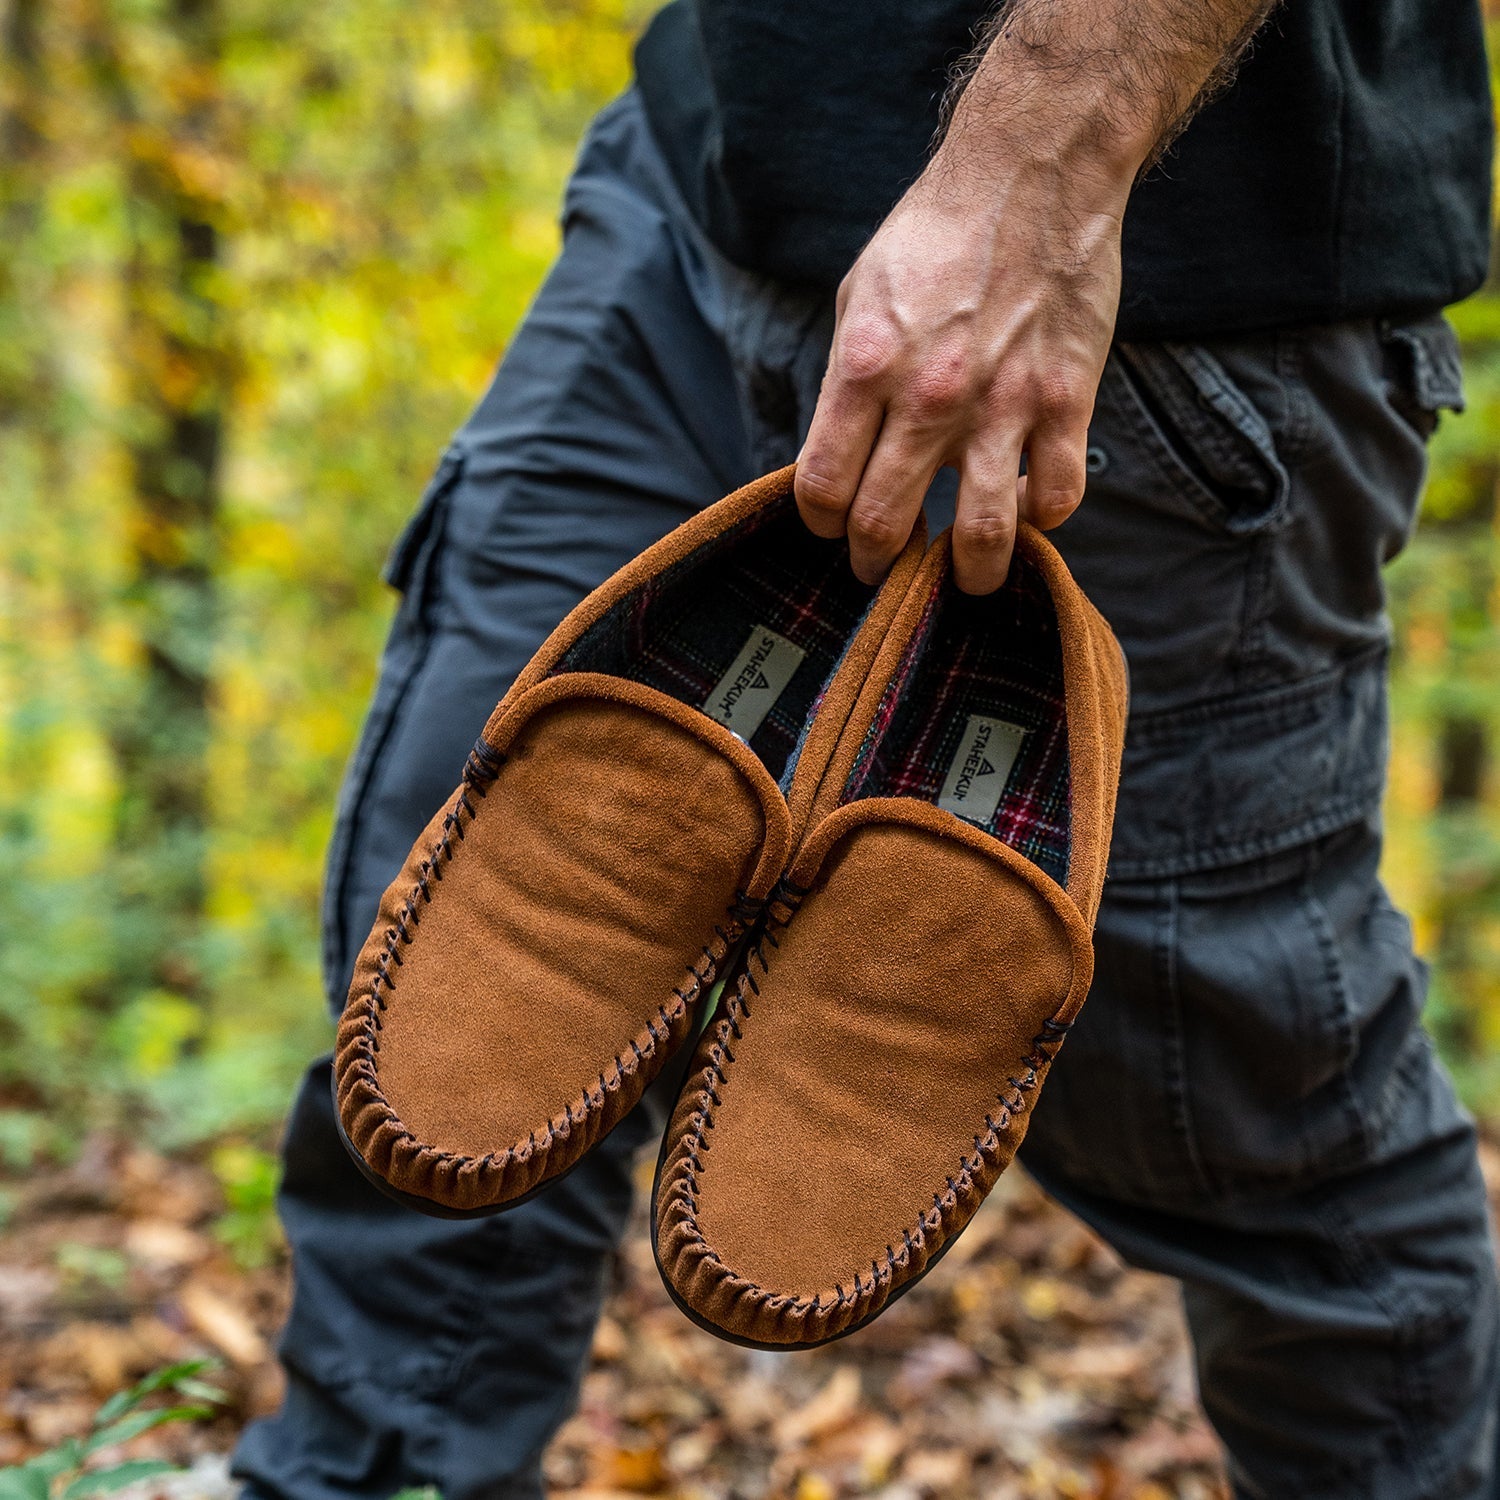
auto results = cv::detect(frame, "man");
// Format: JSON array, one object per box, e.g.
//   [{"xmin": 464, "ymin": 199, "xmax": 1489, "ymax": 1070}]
[{"xmin": 233, "ymin": 1, "xmax": 1498, "ymax": 1496}]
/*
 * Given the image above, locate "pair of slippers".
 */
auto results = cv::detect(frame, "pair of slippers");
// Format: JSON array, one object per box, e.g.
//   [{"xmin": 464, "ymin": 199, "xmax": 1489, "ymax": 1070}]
[{"xmin": 334, "ymin": 466, "xmax": 1127, "ymax": 1350}]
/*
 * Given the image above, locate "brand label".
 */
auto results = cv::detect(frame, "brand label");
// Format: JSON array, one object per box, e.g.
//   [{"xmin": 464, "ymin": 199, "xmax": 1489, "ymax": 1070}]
[
  {"xmin": 704, "ymin": 625, "xmax": 807, "ymax": 740},
  {"xmin": 937, "ymin": 714, "xmax": 1027, "ymax": 826}
]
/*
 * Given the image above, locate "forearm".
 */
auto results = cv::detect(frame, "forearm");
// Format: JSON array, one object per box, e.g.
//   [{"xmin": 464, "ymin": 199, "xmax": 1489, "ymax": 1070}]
[
  {"xmin": 795, "ymin": 0, "xmax": 1280, "ymax": 594},
  {"xmin": 938, "ymin": 0, "xmax": 1279, "ymax": 203}
]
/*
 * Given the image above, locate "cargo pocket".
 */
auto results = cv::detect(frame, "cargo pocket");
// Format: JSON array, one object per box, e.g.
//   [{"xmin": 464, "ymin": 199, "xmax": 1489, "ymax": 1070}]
[
  {"xmin": 1020, "ymin": 824, "xmax": 1425, "ymax": 1207},
  {"xmin": 319, "ymin": 444, "xmax": 466, "ymax": 1008},
  {"xmin": 1378, "ymin": 313, "xmax": 1466, "ymax": 442},
  {"xmin": 1170, "ymin": 824, "xmax": 1428, "ymax": 1196},
  {"xmin": 381, "ymin": 444, "xmax": 466, "ymax": 605},
  {"xmin": 1059, "ymin": 331, "xmax": 1305, "ymax": 710},
  {"xmin": 1108, "ymin": 338, "xmax": 1293, "ymax": 536}
]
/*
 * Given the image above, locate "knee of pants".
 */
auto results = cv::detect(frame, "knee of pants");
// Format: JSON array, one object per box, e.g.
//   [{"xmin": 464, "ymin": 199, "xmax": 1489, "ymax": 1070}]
[
  {"xmin": 1183, "ymin": 1118, "xmax": 1499, "ymax": 1500},
  {"xmin": 264, "ymin": 1056, "xmax": 663, "ymax": 1423},
  {"xmin": 1023, "ymin": 820, "xmax": 1469, "ymax": 1208}
]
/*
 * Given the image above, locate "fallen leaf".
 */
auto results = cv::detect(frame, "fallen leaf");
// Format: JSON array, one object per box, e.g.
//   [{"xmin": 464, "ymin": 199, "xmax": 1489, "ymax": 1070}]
[
  {"xmin": 1035, "ymin": 1340, "xmax": 1149, "ymax": 1384},
  {"xmin": 0, "ymin": 1266, "xmax": 58, "ymax": 1329},
  {"xmin": 589, "ymin": 1443, "xmax": 668, "ymax": 1493},
  {"xmin": 124, "ymin": 1219, "xmax": 210, "ymax": 1270},
  {"xmin": 890, "ymin": 1336, "xmax": 983, "ymax": 1406},
  {"xmin": 591, "ymin": 1315, "xmax": 627, "ymax": 1364},
  {"xmin": 1021, "ymin": 1277, "xmax": 1062, "ymax": 1321},
  {"xmin": 0, "ymin": 1141, "xmax": 1245, "ymax": 1493},
  {"xmin": 773, "ymin": 1365, "xmax": 862, "ymax": 1447},
  {"xmin": 717, "ymin": 1373, "xmax": 781, "ymax": 1436},
  {"xmin": 554, "ymin": 1490, "xmax": 660, "ymax": 1500},
  {"xmin": 35, "ymin": 1322, "xmax": 142, "ymax": 1392},
  {"xmin": 23, "ymin": 1399, "xmax": 95, "ymax": 1446},
  {"xmin": 178, "ymin": 1281, "xmax": 268, "ymax": 1366},
  {"xmin": 664, "ymin": 1429, "xmax": 716, "ymax": 1477},
  {"xmin": 854, "ymin": 1419, "xmax": 904, "ymax": 1488},
  {"xmin": 902, "ymin": 1448, "xmax": 969, "ymax": 1492},
  {"xmin": 793, "ymin": 1473, "xmax": 835, "ymax": 1500}
]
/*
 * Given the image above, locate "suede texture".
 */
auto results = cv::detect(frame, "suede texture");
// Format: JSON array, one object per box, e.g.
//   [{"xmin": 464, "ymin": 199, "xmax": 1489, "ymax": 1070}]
[
  {"xmin": 654, "ymin": 526, "xmax": 1128, "ymax": 1346},
  {"xmin": 334, "ymin": 467, "xmax": 926, "ymax": 1215}
]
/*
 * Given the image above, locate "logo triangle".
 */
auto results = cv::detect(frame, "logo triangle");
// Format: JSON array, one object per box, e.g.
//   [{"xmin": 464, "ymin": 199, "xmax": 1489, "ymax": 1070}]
[
  {"xmin": 750, "ymin": 671, "xmax": 770, "ymax": 690},
  {"xmin": 977, "ymin": 758, "xmax": 997, "ymax": 777}
]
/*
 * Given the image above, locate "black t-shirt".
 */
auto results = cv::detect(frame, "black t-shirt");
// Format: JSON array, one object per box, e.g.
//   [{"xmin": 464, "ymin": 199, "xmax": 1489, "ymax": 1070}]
[{"xmin": 634, "ymin": 0, "xmax": 1494, "ymax": 340}]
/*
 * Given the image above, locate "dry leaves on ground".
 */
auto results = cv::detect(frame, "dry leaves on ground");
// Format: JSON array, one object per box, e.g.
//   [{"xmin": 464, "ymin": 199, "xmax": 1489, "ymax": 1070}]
[
  {"xmin": 24, "ymin": 1133, "xmax": 1492, "ymax": 1497},
  {"xmin": 544, "ymin": 1163, "xmax": 1226, "ymax": 1500}
]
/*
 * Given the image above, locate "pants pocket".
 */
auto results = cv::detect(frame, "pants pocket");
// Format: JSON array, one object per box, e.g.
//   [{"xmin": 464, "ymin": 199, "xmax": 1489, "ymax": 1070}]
[
  {"xmin": 1378, "ymin": 312, "xmax": 1466, "ymax": 441},
  {"xmin": 381, "ymin": 444, "xmax": 465, "ymax": 603},
  {"xmin": 1171, "ymin": 824, "xmax": 1425, "ymax": 1194},
  {"xmin": 1105, "ymin": 335, "xmax": 1293, "ymax": 535},
  {"xmin": 1023, "ymin": 823, "xmax": 1432, "ymax": 1206},
  {"xmin": 319, "ymin": 445, "xmax": 466, "ymax": 1007},
  {"xmin": 1056, "ymin": 327, "xmax": 1306, "ymax": 714}
]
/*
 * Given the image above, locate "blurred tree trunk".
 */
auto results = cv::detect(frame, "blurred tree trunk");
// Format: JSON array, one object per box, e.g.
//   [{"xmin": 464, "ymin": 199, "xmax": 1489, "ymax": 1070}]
[
  {"xmin": 95, "ymin": 0, "xmax": 229, "ymax": 1001},
  {"xmin": 1439, "ymin": 717, "xmax": 1489, "ymax": 806},
  {"xmin": 1, "ymin": 0, "xmax": 42, "ymax": 230},
  {"xmin": 1, "ymin": 0, "xmax": 49, "ymax": 422}
]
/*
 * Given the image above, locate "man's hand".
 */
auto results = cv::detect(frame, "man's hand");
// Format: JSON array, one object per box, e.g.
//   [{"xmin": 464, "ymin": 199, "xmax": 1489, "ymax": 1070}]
[{"xmin": 794, "ymin": 0, "xmax": 1277, "ymax": 593}]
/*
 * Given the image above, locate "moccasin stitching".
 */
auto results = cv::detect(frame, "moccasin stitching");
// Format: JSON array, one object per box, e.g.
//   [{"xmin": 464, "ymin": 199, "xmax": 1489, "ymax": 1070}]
[
  {"xmin": 335, "ymin": 733, "xmax": 766, "ymax": 1211},
  {"xmin": 658, "ymin": 876, "xmax": 1076, "ymax": 1346},
  {"xmin": 655, "ymin": 525, "xmax": 1116, "ymax": 1344},
  {"xmin": 337, "ymin": 467, "xmax": 909, "ymax": 1214}
]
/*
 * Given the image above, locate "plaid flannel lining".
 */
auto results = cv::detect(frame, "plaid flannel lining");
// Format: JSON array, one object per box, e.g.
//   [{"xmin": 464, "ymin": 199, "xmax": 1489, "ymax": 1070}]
[
  {"xmin": 846, "ymin": 552, "xmax": 1071, "ymax": 884},
  {"xmin": 554, "ymin": 499, "xmax": 872, "ymax": 781}
]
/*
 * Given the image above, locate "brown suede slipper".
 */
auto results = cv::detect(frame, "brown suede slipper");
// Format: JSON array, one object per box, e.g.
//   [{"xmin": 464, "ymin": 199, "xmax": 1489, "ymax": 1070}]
[
  {"xmin": 334, "ymin": 466, "xmax": 926, "ymax": 1217},
  {"xmin": 652, "ymin": 525, "xmax": 1128, "ymax": 1347}
]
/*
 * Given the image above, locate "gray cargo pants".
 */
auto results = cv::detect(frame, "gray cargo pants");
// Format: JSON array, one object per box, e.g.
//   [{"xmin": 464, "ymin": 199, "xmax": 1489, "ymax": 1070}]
[{"xmin": 234, "ymin": 91, "xmax": 1500, "ymax": 1500}]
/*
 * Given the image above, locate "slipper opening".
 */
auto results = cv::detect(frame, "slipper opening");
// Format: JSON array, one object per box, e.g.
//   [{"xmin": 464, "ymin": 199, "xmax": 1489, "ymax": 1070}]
[
  {"xmin": 554, "ymin": 497, "xmax": 874, "ymax": 781},
  {"xmin": 844, "ymin": 550, "xmax": 1072, "ymax": 885}
]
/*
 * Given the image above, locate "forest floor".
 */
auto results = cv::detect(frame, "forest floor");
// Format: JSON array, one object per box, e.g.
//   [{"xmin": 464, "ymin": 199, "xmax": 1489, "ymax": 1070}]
[{"xmin": 6, "ymin": 1136, "xmax": 1497, "ymax": 1499}]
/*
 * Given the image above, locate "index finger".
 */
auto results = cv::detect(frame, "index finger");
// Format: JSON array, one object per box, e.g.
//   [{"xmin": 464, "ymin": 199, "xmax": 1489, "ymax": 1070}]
[{"xmin": 794, "ymin": 366, "xmax": 885, "ymax": 540}]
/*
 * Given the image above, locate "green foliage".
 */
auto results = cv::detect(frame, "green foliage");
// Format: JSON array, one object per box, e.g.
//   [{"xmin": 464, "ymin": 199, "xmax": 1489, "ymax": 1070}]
[
  {"xmin": 1, "ymin": 2, "xmax": 1499, "ymax": 1149},
  {"xmin": 1383, "ymin": 163, "xmax": 1500, "ymax": 1109},
  {"xmin": 0, "ymin": 0, "xmax": 648, "ymax": 1151},
  {"xmin": 210, "ymin": 1141, "xmax": 282, "ymax": 1267},
  {"xmin": 0, "ymin": 1360, "xmax": 223, "ymax": 1499},
  {"xmin": 54, "ymin": 1243, "xmax": 130, "ymax": 1299}
]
